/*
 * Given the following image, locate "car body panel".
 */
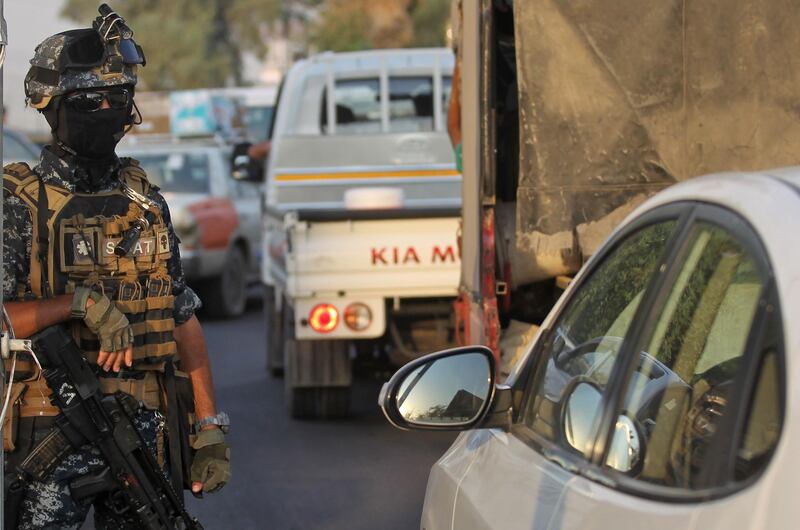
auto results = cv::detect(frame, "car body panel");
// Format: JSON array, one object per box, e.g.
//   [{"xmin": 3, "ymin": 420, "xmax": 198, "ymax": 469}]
[
  {"xmin": 3, "ymin": 129, "xmax": 40, "ymax": 167},
  {"xmin": 423, "ymin": 172, "xmax": 800, "ymax": 529}
]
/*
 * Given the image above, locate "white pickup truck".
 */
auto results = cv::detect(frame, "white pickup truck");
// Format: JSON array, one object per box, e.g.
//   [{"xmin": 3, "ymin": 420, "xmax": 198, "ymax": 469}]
[{"xmin": 262, "ymin": 48, "xmax": 460, "ymax": 418}]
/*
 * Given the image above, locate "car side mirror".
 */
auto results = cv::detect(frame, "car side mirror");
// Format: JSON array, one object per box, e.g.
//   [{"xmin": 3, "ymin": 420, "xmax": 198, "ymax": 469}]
[
  {"xmin": 562, "ymin": 381, "xmax": 643, "ymax": 473},
  {"xmin": 379, "ymin": 346, "xmax": 511, "ymax": 431}
]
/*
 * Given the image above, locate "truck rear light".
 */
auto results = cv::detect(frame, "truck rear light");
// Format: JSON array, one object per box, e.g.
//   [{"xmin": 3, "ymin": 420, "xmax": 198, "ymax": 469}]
[
  {"xmin": 309, "ymin": 304, "xmax": 339, "ymax": 333},
  {"xmin": 344, "ymin": 303, "xmax": 372, "ymax": 331}
]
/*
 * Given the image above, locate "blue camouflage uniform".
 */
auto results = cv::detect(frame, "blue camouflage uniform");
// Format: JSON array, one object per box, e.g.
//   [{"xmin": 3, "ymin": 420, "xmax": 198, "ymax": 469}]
[{"xmin": 2, "ymin": 146, "xmax": 202, "ymax": 529}]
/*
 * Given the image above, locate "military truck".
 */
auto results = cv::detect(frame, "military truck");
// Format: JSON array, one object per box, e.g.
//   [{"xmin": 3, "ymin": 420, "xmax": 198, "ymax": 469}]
[{"xmin": 454, "ymin": 0, "xmax": 800, "ymax": 373}]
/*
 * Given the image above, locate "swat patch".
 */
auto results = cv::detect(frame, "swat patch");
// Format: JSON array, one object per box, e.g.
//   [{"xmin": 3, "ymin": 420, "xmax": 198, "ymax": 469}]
[{"xmin": 103, "ymin": 236, "xmax": 158, "ymax": 257}]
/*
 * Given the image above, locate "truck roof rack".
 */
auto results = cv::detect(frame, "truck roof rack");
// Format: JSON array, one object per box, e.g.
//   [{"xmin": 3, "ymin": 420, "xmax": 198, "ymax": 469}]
[{"xmin": 119, "ymin": 134, "xmax": 234, "ymax": 148}]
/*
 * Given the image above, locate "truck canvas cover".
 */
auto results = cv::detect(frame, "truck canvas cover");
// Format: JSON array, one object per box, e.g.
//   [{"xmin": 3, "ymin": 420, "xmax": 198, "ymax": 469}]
[{"xmin": 511, "ymin": 0, "xmax": 800, "ymax": 284}]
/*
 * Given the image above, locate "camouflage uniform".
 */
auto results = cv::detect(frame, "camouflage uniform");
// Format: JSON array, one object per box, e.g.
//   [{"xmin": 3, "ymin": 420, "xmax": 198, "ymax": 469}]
[
  {"xmin": 2, "ymin": 146, "xmax": 202, "ymax": 529},
  {"xmin": 2, "ymin": 145, "xmax": 201, "ymax": 320}
]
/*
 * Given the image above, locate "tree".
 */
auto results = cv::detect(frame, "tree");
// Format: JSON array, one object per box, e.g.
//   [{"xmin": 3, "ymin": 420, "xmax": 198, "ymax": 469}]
[
  {"xmin": 311, "ymin": 0, "xmax": 451, "ymax": 52},
  {"xmin": 61, "ymin": 0, "xmax": 281, "ymax": 90}
]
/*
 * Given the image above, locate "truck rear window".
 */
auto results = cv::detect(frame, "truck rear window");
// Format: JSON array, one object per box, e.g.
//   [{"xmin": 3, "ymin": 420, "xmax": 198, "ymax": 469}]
[{"xmin": 320, "ymin": 76, "xmax": 452, "ymax": 135}]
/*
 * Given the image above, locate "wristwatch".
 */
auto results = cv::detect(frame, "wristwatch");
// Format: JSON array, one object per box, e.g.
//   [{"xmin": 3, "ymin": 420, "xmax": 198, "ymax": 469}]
[{"xmin": 195, "ymin": 412, "xmax": 230, "ymax": 434}]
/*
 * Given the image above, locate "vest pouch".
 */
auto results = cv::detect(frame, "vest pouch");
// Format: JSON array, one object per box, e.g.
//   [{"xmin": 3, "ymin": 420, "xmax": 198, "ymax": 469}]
[
  {"xmin": 2, "ymin": 383, "xmax": 27, "ymax": 452},
  {"xmin": 98, "ymin": 372, "xmax": 162, "ymax": 411},
  {"xmin": 60, "ymin": 226, "xmax": 105, "ymax": 274}
]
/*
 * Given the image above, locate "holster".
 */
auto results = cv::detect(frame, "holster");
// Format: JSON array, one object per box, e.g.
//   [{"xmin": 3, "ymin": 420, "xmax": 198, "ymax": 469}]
[{"xmin": 162, "ymin": 364, "xmax": 196, "ymax": 496}]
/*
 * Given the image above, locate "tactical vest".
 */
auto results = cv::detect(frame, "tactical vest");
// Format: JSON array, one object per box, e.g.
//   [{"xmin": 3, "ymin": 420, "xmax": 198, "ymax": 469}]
[{"xmin": 2, "ymin": 160, "xmax": 177, "ymax": 366}]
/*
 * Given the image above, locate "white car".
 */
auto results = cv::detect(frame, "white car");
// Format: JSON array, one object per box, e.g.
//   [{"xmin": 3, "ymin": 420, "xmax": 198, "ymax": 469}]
[{"xmin": 380, "ymin": 170, "xmax": 798, "ymax": 529}]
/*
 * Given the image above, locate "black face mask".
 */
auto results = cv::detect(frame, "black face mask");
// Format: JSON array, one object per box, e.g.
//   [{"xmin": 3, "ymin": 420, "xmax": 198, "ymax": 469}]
[{"xmin": 44, "ymin": 97, "xmax": 132, "ymax": 160}]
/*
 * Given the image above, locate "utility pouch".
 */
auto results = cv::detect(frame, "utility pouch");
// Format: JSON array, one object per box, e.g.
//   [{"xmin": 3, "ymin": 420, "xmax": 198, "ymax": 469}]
[
  {"xmin": 3, "ymin": 383, "xmax": 27, "ymax": 452},
  {"xmin": 175, "ymin": 370, "xmax": 197, "ymax": 489}
]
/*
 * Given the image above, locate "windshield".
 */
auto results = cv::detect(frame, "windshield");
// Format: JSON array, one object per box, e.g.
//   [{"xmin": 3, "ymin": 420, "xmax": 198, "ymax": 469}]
[
  {"xmin": 129, "ymin": 151, "xmax": 211, "ymax": 194},
  {"xmin": 244, "ymin": 106, "xmax": 274, "ymax": 143}
]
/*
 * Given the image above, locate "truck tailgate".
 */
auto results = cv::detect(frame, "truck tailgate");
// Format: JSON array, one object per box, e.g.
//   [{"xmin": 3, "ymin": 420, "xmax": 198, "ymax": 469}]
[{"xmin": 282, "ymin": 216, "xmax": 461, "ymax": 298}]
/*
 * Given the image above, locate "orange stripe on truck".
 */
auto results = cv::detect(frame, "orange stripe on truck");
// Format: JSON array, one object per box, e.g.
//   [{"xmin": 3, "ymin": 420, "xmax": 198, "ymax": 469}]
[{"xmin": 274, "ymin": 169, "xmax": 460, "ymax": 182}]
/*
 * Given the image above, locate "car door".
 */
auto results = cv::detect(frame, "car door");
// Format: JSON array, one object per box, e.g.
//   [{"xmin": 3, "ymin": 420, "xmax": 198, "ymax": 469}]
[
  {"xmin": 443, "ymin": 211, "xmax": 684, "ymax": 530},
  {"xmin": 443, "ymin": 203, "xmax": 783, "ymax": 529},
  {"xmin": 554, "ymin": 204, "xmax": 784, "ymax": 529}
]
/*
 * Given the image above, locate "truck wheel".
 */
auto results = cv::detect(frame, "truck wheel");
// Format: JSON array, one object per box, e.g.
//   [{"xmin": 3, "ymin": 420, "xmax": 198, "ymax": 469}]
[
  {"xmin": 284, "ymin": 337, "xmax": 352, "ymax": 419},
  {"xmin": 264, "ymin": 285, "xmax": 284, "ymax": 377},
  {"xmin": 201, "ymin": 246, "xmax": 247, "ymax": 318}
]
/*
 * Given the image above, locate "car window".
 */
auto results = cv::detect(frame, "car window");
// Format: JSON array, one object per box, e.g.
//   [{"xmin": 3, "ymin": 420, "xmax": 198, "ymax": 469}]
[
  {"xmin": 389, "ymin": 77, "xmax": 434, "ymax": 133},
  {"xmin": 612, "ymin": 222, "xmax": 776, "ymax": 490},
  {"xmin": 321, "ymin": 78, "xmax": 381, "ymax": 135},
  {"xmin": 520, "ymin": 221, "xmax": 677, "ymax": 448},
  {"xmin": 441, "ymin": 76, "xmax": 452, "ymax": 130},
  {"xmin": 736, "ymin": 348, "xmax": 781, "ymax": 481},
  {"xmin": 132, "ymin": 152, "xmax": 211, "ymax": 194},
  {"xmin": 244, "ymin": 105, "xmax": 274, "ymax": 143}
]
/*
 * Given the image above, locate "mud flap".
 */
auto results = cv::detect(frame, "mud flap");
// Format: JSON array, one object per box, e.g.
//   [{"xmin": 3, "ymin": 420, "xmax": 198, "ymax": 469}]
[{"xmin": 286, "ymin": 339, "xmax": 351, "ymax": 388}]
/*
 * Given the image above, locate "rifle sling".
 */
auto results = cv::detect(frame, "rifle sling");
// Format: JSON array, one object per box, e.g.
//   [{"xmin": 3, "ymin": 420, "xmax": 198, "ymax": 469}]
[
  {"xmin": 36, "ymin": 176, "xmax": 52, "ymax": 298},
  {"xmin": 164, "ymin": 363, "xmax": 185, "ymax": 502}
]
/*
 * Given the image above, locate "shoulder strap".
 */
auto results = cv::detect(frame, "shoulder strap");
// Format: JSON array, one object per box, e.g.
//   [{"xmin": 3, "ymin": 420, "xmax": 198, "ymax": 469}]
[
  {"xmin": 3, "ymin": 162, "xmax": 38, "ymax": 197},
  {"xmin": 36, "ymin": 180, "xmax": 52, "ymax": 297},
  {"xmin": 119, "ymin": 158, "xmax": 151, "ymax": 196},
  {"xmin": 4, "ymin": 163, "xmax": 70, "ymax": 298}
]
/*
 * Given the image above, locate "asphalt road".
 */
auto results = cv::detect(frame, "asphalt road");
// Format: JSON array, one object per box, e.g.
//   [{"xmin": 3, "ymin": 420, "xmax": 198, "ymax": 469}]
[{"xmin": 182, "ymin": 299, "xmax": 457, "ymax": 530}]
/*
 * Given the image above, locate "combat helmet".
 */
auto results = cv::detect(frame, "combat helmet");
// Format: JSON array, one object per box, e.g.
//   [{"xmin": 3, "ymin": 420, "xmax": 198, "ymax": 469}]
[{"xmin": 25, "ymin": 4, "xmax": 145, "ymax": 110}]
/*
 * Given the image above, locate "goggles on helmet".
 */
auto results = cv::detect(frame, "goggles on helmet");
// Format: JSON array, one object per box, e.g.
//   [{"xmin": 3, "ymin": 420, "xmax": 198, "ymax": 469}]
[
  {"xmin": 63, "ymin": 87, "xmax": 132, "ymax": 113},
  {"xmin": 54, "ymin": 29, "xmax": 145, "ymax": 74}
]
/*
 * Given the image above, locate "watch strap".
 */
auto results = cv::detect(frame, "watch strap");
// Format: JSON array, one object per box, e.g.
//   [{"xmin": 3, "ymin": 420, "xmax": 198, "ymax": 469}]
[{"xmin": 196, "ymin": 412, "xmax": 230, "ymax": 432}]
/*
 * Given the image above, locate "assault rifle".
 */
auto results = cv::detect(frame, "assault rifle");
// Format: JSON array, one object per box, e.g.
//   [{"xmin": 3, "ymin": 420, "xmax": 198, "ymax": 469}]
[{"xmin": 21, "ymin": 325, "xmax": 203, "ymax": 530}]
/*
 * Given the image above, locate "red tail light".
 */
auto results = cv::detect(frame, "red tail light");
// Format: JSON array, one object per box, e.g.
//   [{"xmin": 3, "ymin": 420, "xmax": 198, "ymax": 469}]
[{"xmin": 308, "ymin": 304, "xmax": 339, "ymax": 333}]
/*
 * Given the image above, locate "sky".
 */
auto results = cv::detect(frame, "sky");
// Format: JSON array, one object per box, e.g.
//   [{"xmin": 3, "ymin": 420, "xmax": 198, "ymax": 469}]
[{"xmin": 4, "ymin": 0, "xmax": 73, "ymax": 134}]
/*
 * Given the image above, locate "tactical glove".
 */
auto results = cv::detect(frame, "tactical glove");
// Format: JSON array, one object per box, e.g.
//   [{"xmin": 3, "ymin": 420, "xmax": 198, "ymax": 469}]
[
  {"xmin": 191, "ymin": 428, "xmax": 231, "ymax": 493},
  {"xmin": 72, "ymin": 287, "xmax": 134, "ymax": 353}
]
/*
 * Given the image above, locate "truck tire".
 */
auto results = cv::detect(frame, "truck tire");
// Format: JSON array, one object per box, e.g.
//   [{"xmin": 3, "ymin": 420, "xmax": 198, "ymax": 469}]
[
  {"xmin": 264, "ymin": 285, "xmax": 284, "ymax": 377},
  {"xmin": 201, "ymin": 245, "xmax": 247, "ymax": 318},
  {"xmin": 287, "ymin": 387, "xmax": 350, "ymax": 419},
  {"xmin": 284, "ymin": 335, "xmax": 352, "ymax": 419}
]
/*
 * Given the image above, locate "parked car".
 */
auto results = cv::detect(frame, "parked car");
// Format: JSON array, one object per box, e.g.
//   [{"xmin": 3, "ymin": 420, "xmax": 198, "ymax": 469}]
[
  {"xmin": 380, "ymin": 171, "xmax": 795, "ymax": 529},
  {"xmin": 118, "ymin": 136, "xmax": 261, "ymax": 317},
  {"xmin": 3, "ymin": 129, "xmax": 40, "ymax": 166}
]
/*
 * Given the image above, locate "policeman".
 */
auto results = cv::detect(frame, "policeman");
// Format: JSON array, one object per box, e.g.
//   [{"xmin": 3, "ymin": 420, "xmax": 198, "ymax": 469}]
[{"xmin": 2, "ymin": 7, "xmax": 230, "ymax": 529}]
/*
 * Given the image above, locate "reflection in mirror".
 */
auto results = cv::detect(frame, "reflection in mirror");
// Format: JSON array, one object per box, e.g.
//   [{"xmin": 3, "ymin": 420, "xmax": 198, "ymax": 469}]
[
  {"xmin": 396, "ymin": 353, "xmax": 491, "ymax": 426},
  {"xmin": 606, "ymin": 415, "xmax": 641, "ymax": 473},
  {"xmin": 564, "ymin": 382, "xmax": 602, "ymax": 456}
]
